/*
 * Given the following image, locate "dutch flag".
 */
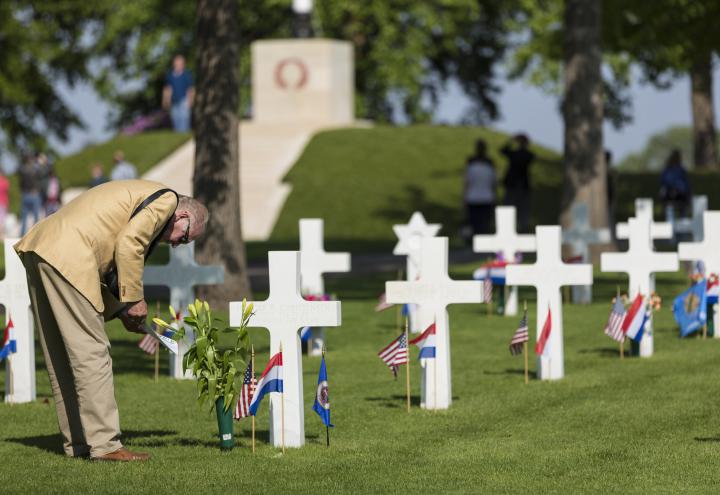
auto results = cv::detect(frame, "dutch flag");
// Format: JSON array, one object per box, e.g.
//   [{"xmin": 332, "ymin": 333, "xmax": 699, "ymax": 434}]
[
  {"xmin": 248, "ymin": 351, "xmax": 283, "ymax": 416},
  {"xmin": 622, "ymin": 294, "xmax": 648, "ymax": 342},
  {"xmin": 0, "ymin": 316, "xmax": 16, "ymax": 361},
  {"xmin": 707, "ymin": 275, "xmax": 719, "ymax": 305},
  {"xmin": 409, "ymin": 323, "xmax": 436, "ymax": 359}
]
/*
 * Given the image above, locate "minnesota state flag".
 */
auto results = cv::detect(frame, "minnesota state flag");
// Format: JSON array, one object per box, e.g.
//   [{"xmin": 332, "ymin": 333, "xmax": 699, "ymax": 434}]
[{"xmin": 673, "ymin": 280, "xmax": 707, "ymax": 337}]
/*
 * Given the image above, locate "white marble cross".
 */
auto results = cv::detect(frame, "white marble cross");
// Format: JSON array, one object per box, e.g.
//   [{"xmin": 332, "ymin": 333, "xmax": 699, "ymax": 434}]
[
  {"xmin": 230, "ymin": 251, "xmax": 341, "ymax": 448},
  {"xmin": 601, "ymin": 216, "xmax": 678, "ymax": 356},
  {"xmin": 679, "ymin": 211, "xmax": 720, "ymax": 338},
  {"xmin": 561, "ymin": 202, "xmax": 610, "ymax": 304},
  {"xmin": 674, "ymin": 195, "xmax": 707, "ymax": 241},
  {"xmin": 386, "ymin": 237, "xmax": 483, "ymax": 410},
  {"xmin": 616, "ymin": 198, "xmax": 672, "ymax": 241},
  {"xmin": 299, "ymin": 218, "xmax": 350, "ymax": 355},
  {"xmin": 473, "ymin": 206, "xmax": 536, "ymax": 316},
  {"xmin": 143, "ymin": 242, "xmax": 224, "ymax": 379},
  {"xmin": 393, "ymin": 212, "xmax": 441, "ymax": 332},
  {"xmin": 1, "ymin": 239, "xmax": 34, "ymax": 403},
  {"xmin": 506, "ymin": 226, "xmax": 593, "ymax": 380}
]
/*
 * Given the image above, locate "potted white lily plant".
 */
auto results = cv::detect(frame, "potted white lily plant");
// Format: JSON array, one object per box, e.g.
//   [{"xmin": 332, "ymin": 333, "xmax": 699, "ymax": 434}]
[{"xmin": 154, "ymin": 299, "xmax": 253, "ymax": 450}]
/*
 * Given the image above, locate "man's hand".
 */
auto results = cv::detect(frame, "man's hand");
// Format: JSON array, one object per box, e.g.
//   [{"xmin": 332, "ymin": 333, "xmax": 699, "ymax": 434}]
[{"xmin": 121, "ymin": 300, "xmax": 148, "ymax": 334}]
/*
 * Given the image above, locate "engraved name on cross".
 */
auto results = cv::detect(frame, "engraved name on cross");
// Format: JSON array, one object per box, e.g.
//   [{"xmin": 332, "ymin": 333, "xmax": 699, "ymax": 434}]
[
  {"xmin": 386, "ymin": 237, "xmax": 483, "ymax": 409},
  {"xmin": 230, "ymin": 251, "xmax": 341, "ymax": 447},
  {"xmin": 506, "ymin": 226, "xmax": 593, "ymax": 380}
]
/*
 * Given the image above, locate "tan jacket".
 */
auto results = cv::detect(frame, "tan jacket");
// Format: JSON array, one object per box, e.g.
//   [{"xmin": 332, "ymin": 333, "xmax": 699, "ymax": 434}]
[{"xmin": 15, "ymin": 180, "xmax": 177, "ymax": 316}]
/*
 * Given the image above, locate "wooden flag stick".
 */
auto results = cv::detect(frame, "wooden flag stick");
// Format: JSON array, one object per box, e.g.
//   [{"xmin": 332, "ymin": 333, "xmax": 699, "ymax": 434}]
[
  {"xmin": 251, "ymin": 345, "xmax": 256, "ymax": 454},
  {"xmin": 279, "ymin": 342, "xmax": 285, "ymax": 454},
  {"xmin": 323, "ymin": 345, "xmax": 329, "ymax": 448},
  {"xmin": 154, "ymin": 301, "xmax": 160, "ymax": 383},
  {"xmin": 7, "ymin": 353, "xmax": 13, "ymax": 404},
  {"xmin": 615, "ymin": 286, "xmax": 624, "ymax": 360},
  {"xmin": 523, "ymin": 301, "xmax": 529, "ymax": 385},
  {"xmin": 405, "ymin": 318, "xmax": 411, "ymax": 413}
]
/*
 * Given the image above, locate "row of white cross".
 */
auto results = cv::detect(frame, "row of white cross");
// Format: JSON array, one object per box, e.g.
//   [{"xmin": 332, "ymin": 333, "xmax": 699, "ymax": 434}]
[{"xmin": 2, "ymin": 199, "xmax": 716, "ymax": 448}]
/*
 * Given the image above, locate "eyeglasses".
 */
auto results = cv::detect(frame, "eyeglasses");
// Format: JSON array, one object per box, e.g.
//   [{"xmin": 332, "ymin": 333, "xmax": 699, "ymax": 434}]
[{"xmin": 180, "ymin": 218, "xmax": 191, "ymax": 244}]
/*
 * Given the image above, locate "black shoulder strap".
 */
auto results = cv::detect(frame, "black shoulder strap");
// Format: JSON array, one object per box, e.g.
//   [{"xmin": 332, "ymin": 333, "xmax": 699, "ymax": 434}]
[
  {"xmin": 131, "ymin": 188, "xmax": 177, "ymax": 219},
  {"xmin": 130, "ymin": 188, "xmax": 179, "ymax": 259}
]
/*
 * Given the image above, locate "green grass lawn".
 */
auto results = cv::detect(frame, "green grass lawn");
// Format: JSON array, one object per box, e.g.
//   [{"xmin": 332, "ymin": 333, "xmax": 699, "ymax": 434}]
[
  {"xmin": 2, "ymin": 262, "xmax": 720, "ymax": 493},
  {"xmin": 54, "ymin": 131, "xmax": 191, "ymax": 189},
  {"xmin": 267, "ymin": 125, "xmax": 720, "ymax": 257}
]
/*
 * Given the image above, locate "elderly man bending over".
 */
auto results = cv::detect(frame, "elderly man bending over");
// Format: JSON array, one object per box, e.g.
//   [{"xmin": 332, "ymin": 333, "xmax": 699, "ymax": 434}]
[{"xmin": 15, "ymin": 180, "xmax": 208, "ymax": 462}]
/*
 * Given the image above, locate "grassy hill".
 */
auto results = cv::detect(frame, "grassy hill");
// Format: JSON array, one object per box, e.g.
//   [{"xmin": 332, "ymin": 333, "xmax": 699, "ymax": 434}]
[
  {"xmin": 269, "ymin": 125, "xmax": 720, "ymax": 253},
  {"xmin": 54, "ymin": 131, "xmax": 190, "ymax": 189},
  {"xmin": 269, "ymin": 125, "xmax": 562, "ymax": 249}
]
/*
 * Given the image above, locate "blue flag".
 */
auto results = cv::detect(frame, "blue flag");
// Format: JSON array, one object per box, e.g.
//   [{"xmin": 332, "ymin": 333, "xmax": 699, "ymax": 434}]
[
  {"xmin": 312, "ymin": 355, "xmax": 333, "ymax": 427},
  {"xmin": 673, "ymin": 280, "xmax": 708, "ymax": 337}
]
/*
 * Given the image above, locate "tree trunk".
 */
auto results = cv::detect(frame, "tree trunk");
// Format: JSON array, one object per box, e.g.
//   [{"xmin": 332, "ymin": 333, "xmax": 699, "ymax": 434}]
[
  {"xmin": 561, "ymin": 0, "xmax": 609, "ymax": 260},
  {"xmin": 193, "ymin": 0, "xmax": 252, "ymax": 306},
  {"xmin": 690, "ymin": 52, "xmax": 718, "ymax": 170}
]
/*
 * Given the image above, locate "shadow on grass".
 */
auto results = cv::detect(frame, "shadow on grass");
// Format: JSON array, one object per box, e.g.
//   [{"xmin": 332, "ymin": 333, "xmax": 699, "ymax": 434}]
[
  {"xmin": 6, "ymin": 429, "xmax": 176, "ymax": 456},
  {"xmin": 483, "ymin": 369, "xmax": 537, "ymax": 379},
  {"xmin": 365, "ymin": 394, "xmax": 460, "ymax": 408},
  {"xmin": 694, "ymin": 435, "xmax": 720, "ymax": 443},
  {"xmin": 577, "ymin": 347, "xmax": 626, "ymax": 358}
]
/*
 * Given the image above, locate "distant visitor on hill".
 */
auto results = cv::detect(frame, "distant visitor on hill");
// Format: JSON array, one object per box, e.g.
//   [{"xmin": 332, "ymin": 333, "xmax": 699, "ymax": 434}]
[
  {"xmin": 463, "ymin": 138, "xmax": 497, "ymax": 238},
  {"xmin": 110, "ymin": 150, "xmax": 138, "ymax": 181},
  {"xmin": 88, "ymin": 163, "xmax": 108, "ymax": 188},
  {"xmin": 18, "ymin": 154, "xmax": 42, "ymax": 236},
  {"xmin": 501, "ymin": 134, "xmax": 535, "ymax": 232},
  {"xmin": 162, "ymin": 54, "xmax": 194, "ymax": 132},
  {"xmin": 659, "ymin": 148, "xmax": 692, "ymax": 222}
]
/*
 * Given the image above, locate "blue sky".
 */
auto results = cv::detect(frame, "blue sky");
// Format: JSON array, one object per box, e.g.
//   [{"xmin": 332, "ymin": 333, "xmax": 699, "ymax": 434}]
[{"xmin": 53, "ymin": 66, "xmax": 720, "ymax": 163}]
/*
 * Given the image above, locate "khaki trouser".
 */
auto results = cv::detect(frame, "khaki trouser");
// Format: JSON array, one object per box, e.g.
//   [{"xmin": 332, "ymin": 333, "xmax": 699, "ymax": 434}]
[{"xmin": 22, "ymin": 252, "xmax": 122, "ymax": 458}]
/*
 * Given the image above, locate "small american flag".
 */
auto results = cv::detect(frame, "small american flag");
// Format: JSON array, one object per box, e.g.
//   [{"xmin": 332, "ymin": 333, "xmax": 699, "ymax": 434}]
[
  {"xmin": 378, "ymin": 331, "xmax": 409, "ymax": 375},
  {"xmin": 234, "ymin": 361, "xmax": 257, "ymax": 419},
  {"xmin": 138, "ymin": 334, "xmax": 159, "ymax": 354},
  {"xmin": 483, "ymin": 278, "xmax": 493, "ymax": 303},
  {"xmin": 509, "ymin": 309, "xmax": 529, "ymax": 355},
  {"xmin": 604, "ymin": 297, "xmax": 626, "ymax": 343}
]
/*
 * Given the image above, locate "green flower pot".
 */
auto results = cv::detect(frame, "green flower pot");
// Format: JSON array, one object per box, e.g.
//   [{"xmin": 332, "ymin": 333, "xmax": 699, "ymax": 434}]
[{"xmin": 215, "ymin": 397, "xmax": 234, "ymax": 450}]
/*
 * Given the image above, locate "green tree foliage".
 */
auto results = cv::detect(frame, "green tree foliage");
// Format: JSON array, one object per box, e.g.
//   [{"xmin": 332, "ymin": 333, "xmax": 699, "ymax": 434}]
[
  {"xmin": 506, "ymin": 0, "xmax": 633, "ymax": 128},
  {"xmin": 90, "ymin": 0, "xmax": 512, "ymax": 125},
  {"xmin": 0, "ymin": 1, "xmax": 105, "ymax": 159},
  {"xmin": 617, "ymin": 126, "xmax": 704, "ymax": 171}
]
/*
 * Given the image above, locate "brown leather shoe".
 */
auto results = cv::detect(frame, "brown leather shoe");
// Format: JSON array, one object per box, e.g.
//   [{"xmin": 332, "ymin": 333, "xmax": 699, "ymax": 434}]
[{"xmin": 93, "ymin": 447, "xmax": 150, "ymax": 462}]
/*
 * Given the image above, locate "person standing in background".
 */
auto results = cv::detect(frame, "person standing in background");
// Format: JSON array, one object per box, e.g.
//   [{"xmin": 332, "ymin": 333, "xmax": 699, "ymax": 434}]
[
  {"xmin": 659, "ymin": 148, "xmax": 692, "ymax": 223},
  {"xmin": 89, "ymin": 163, "xmax": 109, "ymax": 188},
  {"xmin": 0, "ymin": 171, "xmax": 9, "ymax": 238},
  {"xmin": 110, "ymin": 150, "xmax": 138, "ymax": 181},
  {"xmin": 19, "ymin": 155, "xmax": 42, "ymax": 235},
  {"xmin": 44, "ymin": 166, "xmax": 62, "ymax": 216},
  {"xmin": 463, "ymin": 139, "xmax": 497, "ymax": 237},
  {"xmin": 162, "ymin": 55, "xmax": 194, "ymax": 132},
  {"xmin": 501, "ymin": 134, "xmax": 535, "ymax": 232}
]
